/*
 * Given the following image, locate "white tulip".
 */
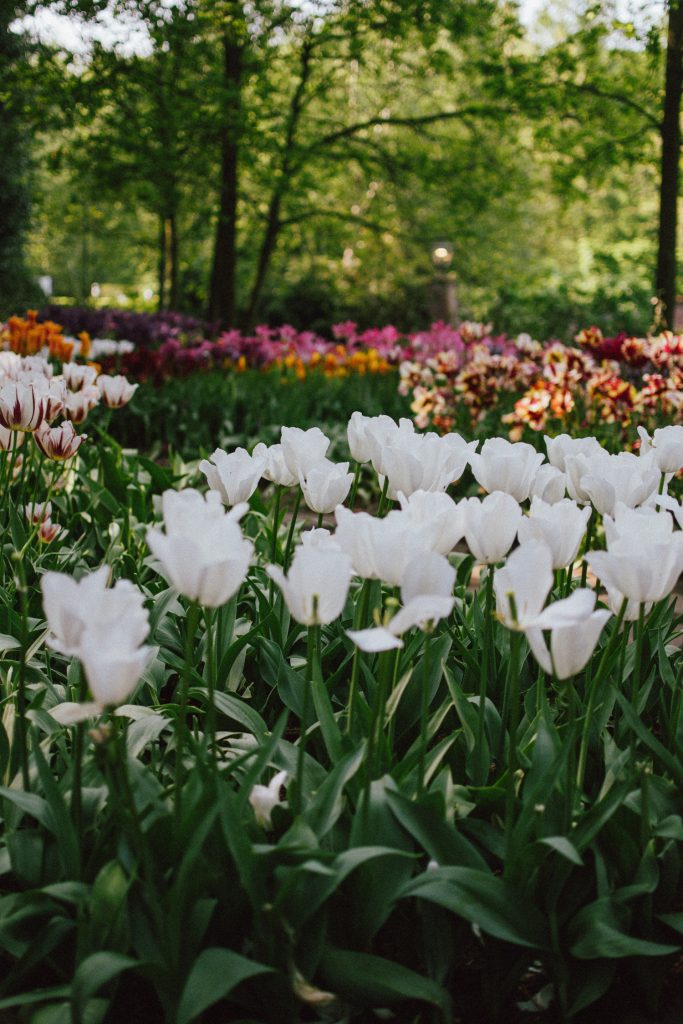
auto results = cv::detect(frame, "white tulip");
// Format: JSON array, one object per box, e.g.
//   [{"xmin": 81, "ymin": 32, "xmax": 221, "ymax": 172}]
[
  {"xmin": 470, "ymin": 438, "xmax": 544, "ymax": 503},
  {"xmin": 380, "ymin": 431, "xmax": 476, "ymax": 498},
  {"xmin": 42, "ymin": 567, "xmax": 152, "ymax": 720},
  {"xmin": 199, "ymin": 446, "xmax": 267, "ymax": 506},
  {"xmin": 146, "ymin": 489, "xmax": 253, "ymax": 607},
  {"xmin": 267, "ymin": 544, "xmax": 352, "ymax": 625},
  {"xmin": 347, "ymin": 411, "xmax": 377, "ymax": 463},
  {"xmin": 603, "ymin": 502, "xmax": 674, "ymax": 547},
  {"xmin": 41, "ymin": 566, "xmax": 149, "ymax": 657},
  {"xmin": 366, "ymin": 417, "xmax": 417, "ymax": 476},
  {"xmin": 526, "ymin": 589, "xmax": 611, "ymax": 679},
  {"xmin": 300, "ymin": 527, "xmax": 342, "ymax": 551},
  {"xmin": 397, "ymin": 490, "xmax": 466, "ymax": 555},
  {"xmin": 280, "ymin": 426, "xmax": 330, "ymax": 477},
  {"xmin": 637, "ymin": 425, "xmax": 683, "ymax": 474},
  {"xmin": 544, "ymin": 434, "xmax": 605, "ymax": 473},
  {"xmin": 462, "ymin": 491, "xmax": 522, "ymax": 564},
  {"xmin": 299, "ymin": 458, "xmax": 353, "ymax": 514},
  {"xmin": 347, "ymin": 552, "xmax": 454, "ymax": 651},
  {"xmin": 494, "ymin": 540, "xmax": 553, "ymax": 630},
  {"xmin": 79, "ymin": 635, "xmax": 152, "ymax": 709},
  {"xmin": 96, "ymin": 374, "xmax": 139, "ymax": 409},
  {"xmin": 564, "ymin": 452, "xmax": 611, "ymax": 505},
  {"xmin": 587, "ymin": 535, "xmax": 683, "ymax": 607},
  {"xmin": 530, "ymin": 464, "xmax": 566, "ymax": 504},
  {"xmin": 64, "ymin": 385, "xmax": 100, "ymax": 425},
  {"xmin": 579, "ymin": 452, "xmax": 660, "ymax": 517},
  {"xmin": 518, "ymin": 497, "xmax": 591, "ymax": 570},
  {"xmin": 0, "ymin": 380, "xmax": 46, "ymax": 431},
  {"xmin": 63, "ymin": 363, "xmax": 98, "ymax": 391},
  {"xmin": 334, "ymin": 505, "xmax": 434, "ymax": 586},
  {"xmin": 252, "ymin": 442, "xmax": 298, "ymax": 487},
  {"xmin": 249, "ymin": 770, "xmax": 288, "ymax": 829}
]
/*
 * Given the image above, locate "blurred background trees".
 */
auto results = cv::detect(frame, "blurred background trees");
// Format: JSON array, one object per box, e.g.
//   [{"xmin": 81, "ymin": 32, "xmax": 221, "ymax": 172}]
[{"xmin": 4, "ymin": 0, "xmax": 678, "ymax": 336}]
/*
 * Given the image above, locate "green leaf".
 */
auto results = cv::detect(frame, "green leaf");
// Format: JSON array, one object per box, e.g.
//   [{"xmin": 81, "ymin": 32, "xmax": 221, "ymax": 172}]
[
  {"xmin": 538, "ymin": 836, "xmax": 584, "ymax": 866},
  {"xmin": 318, "ymin": 948, "xmax": 448, "ymax": 1010},
  {"xmin": 0, "ymin": 633, "xmax": 20, "ymax": 654},
  {"xmin": 386, "ymin": 790, "xmax": 487, "ymax": 871},
  {"xmin": 176, "ymin": 948, "xmax": 273, "ymax": 1024},
  {"xmin": 71, "ymin": 952, "xmax": 138, "ymax": 1022},
  {"xmin": 193, "ymin": 688, "xmax": 267, "ymax": 740},
  {"xmin": 0, "ymin": 986, "xmax": 70, "ymax": 1010},
  {"xmin": 569, "ymin": 899, "xmax": 680, "ymax": 959},
  {"xmin": 399, "ymin": 867, "xmax": 549, "ymax": 950},
  {"xmin": 304, "ymin": 745, "xmax": 364, "ymax": 838}
]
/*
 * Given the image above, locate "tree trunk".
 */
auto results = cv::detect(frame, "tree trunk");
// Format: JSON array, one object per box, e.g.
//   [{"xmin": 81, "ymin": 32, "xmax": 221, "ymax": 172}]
[
  {"xmin": 243, "ymin": 38, "xmax": 313, "ymax": 327},
  {"xmin": 208, "ymin": 29, "xmax": 242, "ymax": 325},
  {"xmin": 157, "ymin": 213, "xmax": 166, "ymax": 310},
  {"xmin": 656, "ymin": 0, "xmax": 683, "ymax": 328},
  {"xmin": 243, "ymin": 191, "xmax": 282, "ymax": 327}
]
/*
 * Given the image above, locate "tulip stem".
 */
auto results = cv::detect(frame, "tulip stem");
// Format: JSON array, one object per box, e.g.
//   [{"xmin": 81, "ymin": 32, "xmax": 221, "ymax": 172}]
[
  {"xmin": 12, "ymin": 552, "xmax": 30, "ymax": 791},
  {"xmin": 349, "ymin": 461, "xmax": 362, "ymax": 510},
  {"xmin": 580, "ymin": 515, "xmax": 594, "ymax": 588},
  {"xmin": 204, "ymin": 606, "xmax": 217, "ymax": 766},
  {"xmin": 377, "ymin": 476, "xmax": 390, "ymax": 517},
  {"xmin": 576, "ymin": 597, "xmax": 627, "ymax": 795},
  {"xmin": 630, "ymin": 603, "xmax": 646, "ymax": 752},
  {"xmin": 361, "ymin": 649, "xmax": 392, "ymax": 832},
  {"xmin": 417, "ymin": 633, "xmax": 432, "ymax": 797},
  {"xmin": 283, "ymin": 490, "xmax": 301, "ymax": 572},
  {"xmin": 70, "ymin": 663, "xmax": 88, "ymax": 860},
  {"xmin": 504, "ymin": 629, "xmax": 523, "ymax": 869},
  {"xmin": 295, "ymin": 625, "xmax": 316, "ymax": 817},
  {"xmin": 346, "ymin": 579, "xmax": 371, "ymax": 735},
  {"xmin": 270, "ymin": 485, "xmax": 282, "ymax": 566},
  {"xmin": 316, "ymin": 512, "xmax": 324, "ymax": 529},
  {"xmin": 175, "ymin": 601, "xmax": 200, "ymax": 825},
  {"xmin": 476, "ymin": 567, "xmax": 494, "ymax": 785}
]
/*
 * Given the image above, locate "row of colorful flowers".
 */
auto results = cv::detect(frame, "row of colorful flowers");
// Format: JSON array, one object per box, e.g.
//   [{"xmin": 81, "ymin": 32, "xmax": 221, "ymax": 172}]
[{"xmin": 8, "ymin": 310, "xmax": 683, "ymax": 439}]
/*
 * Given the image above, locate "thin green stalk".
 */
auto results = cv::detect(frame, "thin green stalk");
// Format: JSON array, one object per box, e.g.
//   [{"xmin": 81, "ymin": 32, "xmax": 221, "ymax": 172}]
[
  {"xmin": 417, "ymin": 633, "xmax": 432, "ymax": 797},
  {"xmin": 349, "ymin": 461, "xmax": 362, "ymax": 510},
  {"xmin": 504, "ymin": 629, "xmax": 523, "ymax": 868},
  {"xmin": 346, "ymin": 578, "xmax": 371, "ymax": 735},
  {"xmin": 70, "ymin": 663, "xmax": 88, "ymax": 859},
  {"xmin": 576, "ymin": 597, "xmax": 627, "ymax": 795},
  {"xmin": 316, "ymin": 512, "xmax": 324, "ymax": 529},
  {"xmin": 361, "ymin": 649, "xmax": 392, "ymax": 834},
  {"xmin": 295, "ymin": 624, "xmax": 316, "ymax": 817},
  {"xmin": 174, "ymin": 601, "xmax": 200, "ymax": 824},
  {"xmin": 580, "ymin": 515, "xmax": 595, "ymax": 588},
  {"xmin": 377, "ymin": 476, "xmax": 390, "ymax": 517},
  {"xmin": 476, "ymin": 567, "xmax": 494, "ymax": 785},
  {"xmin": 629, "ymin": 603, "xmax": 646, "ymax": 753},
  {"xmin": 283, "ymin": 490, "xmax": 302, "ymax": 571},
  {"xmin": 270, "ymin": 484, "xmax": 282, "ymax": 563},
  {"xmin": 12, "ymin": 552, "xmax": 30, "ymax": 790},
  {"xmin": 204, "ymin": 606, "xmax": 217, "ymax": 766}
]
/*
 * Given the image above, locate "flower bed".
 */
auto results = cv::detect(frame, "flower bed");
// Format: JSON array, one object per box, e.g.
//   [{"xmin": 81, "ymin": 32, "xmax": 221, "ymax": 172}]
[{"xmin": 0, "ymin": 335, "xmax": 683, "ymax": 1021}]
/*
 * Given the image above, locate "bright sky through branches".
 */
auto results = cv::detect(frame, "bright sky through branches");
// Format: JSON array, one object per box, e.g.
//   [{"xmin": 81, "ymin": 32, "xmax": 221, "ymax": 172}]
[{"xmin": 13, "ymin": 0, "xmax": 662, "ymax": 57}]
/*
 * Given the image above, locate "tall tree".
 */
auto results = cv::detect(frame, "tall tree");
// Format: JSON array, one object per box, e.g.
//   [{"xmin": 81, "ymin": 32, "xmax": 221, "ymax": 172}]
[{"xmin": 656, "ymin": 0, "xmax": 683, "ymax": 326}]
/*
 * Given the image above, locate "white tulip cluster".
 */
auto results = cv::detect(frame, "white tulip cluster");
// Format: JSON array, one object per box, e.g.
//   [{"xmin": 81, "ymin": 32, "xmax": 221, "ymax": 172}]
[{"xmin": 42, "ymin": 566, "xmax": 152, "ymax": 723}]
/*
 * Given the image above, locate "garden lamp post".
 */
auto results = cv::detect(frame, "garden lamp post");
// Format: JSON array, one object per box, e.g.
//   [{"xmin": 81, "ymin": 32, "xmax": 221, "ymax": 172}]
[{"xmin": 428, "ymin": 240, "xmax": 459, "ymax": 326}]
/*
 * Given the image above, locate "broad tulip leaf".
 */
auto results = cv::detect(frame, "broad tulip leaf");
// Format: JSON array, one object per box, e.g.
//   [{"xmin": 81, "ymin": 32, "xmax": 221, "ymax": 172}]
[
  {"xmin": 386, "ymin": 790, "xmax": 487, "ymax": 871},
  {"xmin": 194, "ymin": 688, "xmax": 267, "ymax": 741},
  {"xmin": 176, "ymin": 948, "xmax": 273, "ymax": 1024},
  {"xmin": 71, "ymin": 952, "xmax": 138, "ymax": 1020},
  {"xmin": 538, "ymin": 836, "xmax": 584, "ymax": 866},
  {"xmin": 399, "ymin": 866, "xmax": 549, "ymax": 950},
  {"xmin": 569, "ymin": 898, "xmax": 680, "ymax": 959},
  {"xmin": 318, "ymin": 948, "xmax": 448, "ymax": 1010}
]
